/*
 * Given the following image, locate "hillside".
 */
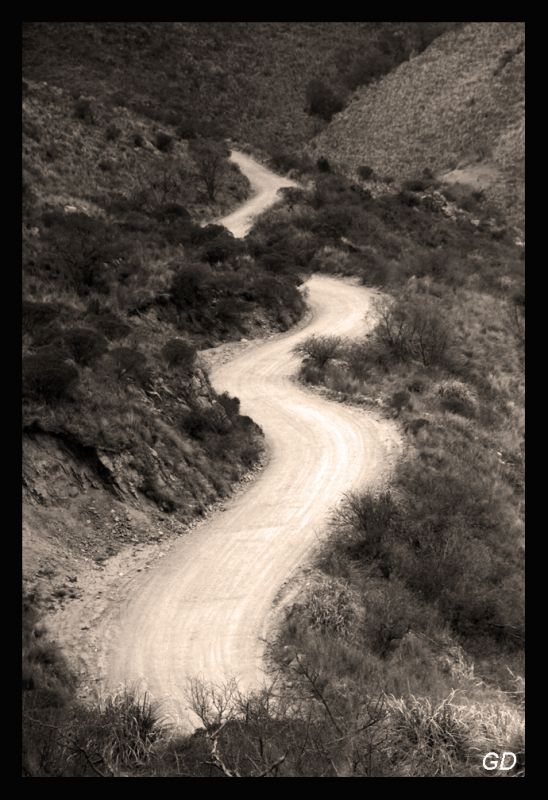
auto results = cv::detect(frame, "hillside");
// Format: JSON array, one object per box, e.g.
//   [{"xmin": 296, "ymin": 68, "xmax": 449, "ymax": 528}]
[
  {"xmin": 22, "ymin": 75, "xmax": 306, "ymax": 599},
  {"xmin": 312, "ymin": 22, "xmax": 524, "ymax": 231},
  {"xmin": 22, "ymin": 22, "xmax": 455, "ymax": 153}
]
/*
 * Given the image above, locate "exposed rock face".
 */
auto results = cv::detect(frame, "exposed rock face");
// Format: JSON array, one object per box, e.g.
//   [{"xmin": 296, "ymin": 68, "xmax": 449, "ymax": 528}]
[{"xmin": 22, "ymin": 354, "xmax": 263, "ymax": 579}]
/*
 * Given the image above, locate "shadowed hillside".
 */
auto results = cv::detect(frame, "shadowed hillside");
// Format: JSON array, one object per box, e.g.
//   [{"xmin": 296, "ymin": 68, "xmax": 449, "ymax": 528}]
[{"xmin": 22, "ymin": 22, "xmax": 455, "ymax": 152}]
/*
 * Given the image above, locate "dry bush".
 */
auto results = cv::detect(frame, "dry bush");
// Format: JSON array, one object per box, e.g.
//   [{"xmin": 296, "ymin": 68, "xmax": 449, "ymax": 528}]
[
  {"xmin": 23, "ymin": 353, "xmax": 79, "ymax": 402},
  {"xmin": 63, "ymin": 326, "xmax": 108, "ymax": 366},
  {"xmin": 384, "ymin": 691, "xmax": 524, "ymax": 776},
  {"xmin": 373, "ymin": 293, "xmax": 451, "ymax": 367},
  {"xmin": 293, "ymin": 334, "xmax": 343, "ymax": 369},
  {"xmin": 331, "ymin": 490, "xmax": 397, "ymax": 566},
  {"xmin": 161, "ymin": 338, "xmax": 196, "ymax": 371},
  {"xmin": 436, "ymin": 379, "xmax": 479, "ymax": 418},
  {"xmin": 300, "ymin": 576, "xmax": 360, "ymax": 640}
]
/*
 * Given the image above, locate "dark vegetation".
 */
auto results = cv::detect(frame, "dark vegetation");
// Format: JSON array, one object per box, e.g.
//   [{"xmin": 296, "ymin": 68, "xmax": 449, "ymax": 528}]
[{"xmin": 23, "ymin": 21, "xmax": 522, "ymax": 777}]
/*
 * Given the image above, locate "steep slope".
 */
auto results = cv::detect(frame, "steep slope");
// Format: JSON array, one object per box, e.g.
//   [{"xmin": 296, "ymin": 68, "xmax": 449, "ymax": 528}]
[{"xmin": 312, "ymin": 22, "xmax": 524, "ymax": 231}]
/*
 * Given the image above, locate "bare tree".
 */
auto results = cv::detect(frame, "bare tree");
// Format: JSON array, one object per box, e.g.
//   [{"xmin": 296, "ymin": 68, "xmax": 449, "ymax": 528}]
[
  {"xmin": 293, "ymin": 335, "xmax": 343, "ymax": 369},
  {"xmin": 185, "ymin": 671, "xmax": 386, "ymax": 777},
  {"xmin": 189, "ymin": 138, "xmax": 229, "ymax": 202}
]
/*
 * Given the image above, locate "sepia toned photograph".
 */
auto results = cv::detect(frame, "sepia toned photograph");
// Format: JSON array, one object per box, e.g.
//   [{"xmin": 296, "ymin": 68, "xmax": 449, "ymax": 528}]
[{"xmin": 22, "ymin": 20, "xmax": 525, "ymax": 777}]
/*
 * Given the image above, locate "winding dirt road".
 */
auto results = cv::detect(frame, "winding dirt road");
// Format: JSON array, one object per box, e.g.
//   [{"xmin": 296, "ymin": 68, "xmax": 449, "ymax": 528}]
[
  {"xmin": 215, "ymin": 150, "xmax": 298, "ymax": 237},
  {"xmin": 101, "ymin": 154, "xmax": 400, "ymax": 729}
]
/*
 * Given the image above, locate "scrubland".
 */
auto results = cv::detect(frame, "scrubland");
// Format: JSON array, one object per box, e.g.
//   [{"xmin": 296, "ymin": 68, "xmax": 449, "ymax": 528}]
[{"xmin": 22, "ymin": 22, "xmax": 524, "ymax": 777}]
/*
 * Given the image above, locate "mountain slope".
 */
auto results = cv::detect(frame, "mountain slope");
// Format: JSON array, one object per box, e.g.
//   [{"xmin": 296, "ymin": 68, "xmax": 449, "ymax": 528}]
[{"xmin": 312, "ymin": 22, "xmax": 524, "ymax": 231}]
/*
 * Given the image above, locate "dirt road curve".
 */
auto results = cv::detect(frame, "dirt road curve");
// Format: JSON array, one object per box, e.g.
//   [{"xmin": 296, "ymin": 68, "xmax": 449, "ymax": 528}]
[
  {"xmin": 103, "ymin": 276, "xmax": 399, "ymax": 729},
  {"xmin": 101, "ymin": 153, "xmax": 400, "ymax": 730},
  {"xmin": 215, "ymin": 150, "xmax": 299, "ymax": 237}
]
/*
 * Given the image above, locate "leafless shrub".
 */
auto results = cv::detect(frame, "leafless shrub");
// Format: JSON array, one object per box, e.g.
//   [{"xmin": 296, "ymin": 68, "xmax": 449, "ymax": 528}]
[{"xmin": 293, "ymin": 334, "xmax": 343, "ymax": 369}]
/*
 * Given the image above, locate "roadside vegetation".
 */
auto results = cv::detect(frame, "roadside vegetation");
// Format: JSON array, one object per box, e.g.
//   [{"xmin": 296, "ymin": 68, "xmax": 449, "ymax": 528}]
[{"xmin": 275, "ymin": 160, "xmax": 525, "ymax": 776}]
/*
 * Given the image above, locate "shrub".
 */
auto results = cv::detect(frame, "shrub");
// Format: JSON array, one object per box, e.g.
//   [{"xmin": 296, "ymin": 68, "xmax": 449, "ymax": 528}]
[
  {"xmin": 316, "ymin": 156, "xmax": 331, "ymax": 173},
  {"xmin": 31, "ymin": 323, "xmax": 65, "ymax": 349},
  {"xmin": 189, "ymin": 223, "xmax": 227, "ymax": 246},
  {"xmin": 358, "ymin": 165, "xmax": 374, "ymax": 180},
  {"xmin": 436, "ymin": 380, "xmax": 478, "ymax": 418},
  {"xmin": 180, "ymin": 404, "xmax": 230, "ymax": 439},
  {"xmin": 62, "ymin": 327, "xmax": 108, "ymax": 366},
  {"xmin": 407, "ymin": 377, "xmax": 427, "ymax": 393},
  {"xmin": 170, "ymin": 262, "xmax": 212, "ymax": 311},
  {"xmin": 345, "ymin": 340, "xmax": 373, "ymax": 380},
  {"xmin": 305, "ymin": 79, "xmax": 344, "ymax": 122},
  {"xmin": 357, "ymin": 247, "xmax": 395, "ymax": 285},
  {"xmin": 313, "ymin": 207, "xmax": 353, "ymax": 240},
  {"xmin": 155, "ymin": 131, "xmax": 174, "ymax": 152},
  {"xmin": 217, "ymin": 391, "xmax": 240, "ymax": 419},
  {"xmin": 279, "ymin": 187, "xmax": 307, "ymax": 212},
  {"xmin": 402, "ymin": 178, "xmax": 429, "ymax": 193},
  {"xmin": 22, "ymin": 301, "xmax": 59, "ymax": 337},
  {"xmin": 73, "ymin": 97, "xmax": 94, "ymax": 124},
  {"xmin": 294, "ymin": 335, "xmax": 342, "ymax": 369},
  {"xmin": 374, "ymin": 295, "xmax": 451, "ymax": 367},
  {"xmin": 132, "ymin": 132, "xmax": 145, "ymax": 147},
  {"xmin": 140, "ymin": 473, "xmax": 178, "ymax": 512},
  {"xmin": 385, "ymin": 693, "xmax": 474, "ymax": 776},
  {"xmin": 363, "ymin": 580, "xmax": 437, "ymax": 657},
  {"xmin": 200, "ymin": 233, "xmax": 242, "ymax": 265},
  {"xmin": 161, "ymin": 338, "xmax": 196, "ymax": 371},
  {"xmin": 98, "ymin": 158, "xmax": 116, "ymax": 172},
  {"xmin": 300, "ymin": 576, "xmax": 359, "ymax": 639},
  {"xmin": 39, "ymin": 211, "xmax": 125, "ymax": 295},
  {"xmin": 44, "ymin": 143, "xmax": 61, "ymax": 162},
  {"xmin": 390, "ymin": 389, "xmax": 412, "ymax": 416},
  {"xmin": 108, "ymin": 347, "xmax": 150, "ymax": 385},
  {"xmin": 176, "ymin": 120, "xmax": 199, "ymax": 140},
  {"xmin": 23, "ymin": 354, "xmax": 79, "ymax": 402},
  {"xmin": 398, "ymin": 190, "xmax": 421, "ymax": 207},
  {"xmin": 154, "ymin": 203, "xmax": 191, "ymax": 223},
  {"xmin": 270, "ymin": 150, "xmax": 314, "ymax": 175},
  {"xmin": 332, "ymin": 490, "xmax": 397, "ymax": 566},
  {"xmin": 105, "ymin": 124, "xmax": 121, "ymax": 142},
  {"xmin": 88, "ymin": 312, "xmax": 130, "ymax": 341}
]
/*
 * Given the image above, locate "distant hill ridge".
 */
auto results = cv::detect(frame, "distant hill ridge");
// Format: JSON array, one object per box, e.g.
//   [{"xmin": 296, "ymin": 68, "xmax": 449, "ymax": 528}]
[{"xmin": 312, "ymin": 22, "xmax": 524, "ymax": 231}]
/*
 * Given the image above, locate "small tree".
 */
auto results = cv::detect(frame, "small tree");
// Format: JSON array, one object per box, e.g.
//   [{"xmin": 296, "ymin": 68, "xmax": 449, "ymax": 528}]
[
  {"xmin": 293, "ymin": 335, "xmax": 342, "ymax": 369},
  {"xmin": 189, "ymin": 138, "xmax": 229, "ymax": 202},
  {"xmin": 374, "ymin": 295, "xmax": 451, "ymax": 367},
  {"xmin": 305, "ymin": 79, "xmax": 344, "ymax": 122}
]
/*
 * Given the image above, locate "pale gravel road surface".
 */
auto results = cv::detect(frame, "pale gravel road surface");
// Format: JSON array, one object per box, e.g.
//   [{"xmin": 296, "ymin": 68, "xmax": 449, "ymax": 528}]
[
  {"xmin": 101, "ymin": 154, "xmax": 400, "ymax": 729},
  {"xmin": 214, "ymin": 150, "xmax": 299, "ymax": 237}
]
